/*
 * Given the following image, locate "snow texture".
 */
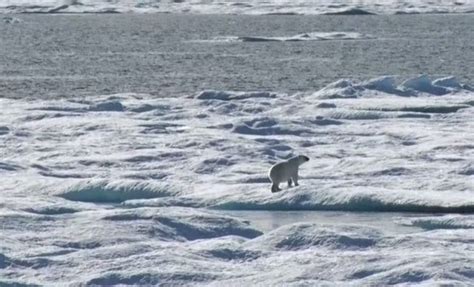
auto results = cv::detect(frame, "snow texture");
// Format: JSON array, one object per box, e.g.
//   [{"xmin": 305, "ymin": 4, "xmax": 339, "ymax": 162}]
[
  {"xmin": 1, "ymin": 0, "xmax": 474, "ymax": 14},
  {"xmin": 1, "ymin": 75, "xmax": 473, "ymax": 285}
]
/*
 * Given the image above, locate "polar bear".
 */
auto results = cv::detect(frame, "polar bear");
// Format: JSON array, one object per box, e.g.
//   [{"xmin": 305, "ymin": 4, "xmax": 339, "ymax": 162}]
[{"xmin": 268, "ymin": 155, "xmax": 309, "ymax": 193}]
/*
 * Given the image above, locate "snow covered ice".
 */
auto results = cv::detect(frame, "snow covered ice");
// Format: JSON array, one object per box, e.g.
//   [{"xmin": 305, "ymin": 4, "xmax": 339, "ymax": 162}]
[
  {"xmin": 1, "ymin": 0, "xmax": 474, "ymax": 14},
  {"xmin": 1, "ymin": 74, "xmax": 473, "ymax": 285},
  {"xmin": 1, "ymin": 1, "xmax": 473, "ymax": 284}
]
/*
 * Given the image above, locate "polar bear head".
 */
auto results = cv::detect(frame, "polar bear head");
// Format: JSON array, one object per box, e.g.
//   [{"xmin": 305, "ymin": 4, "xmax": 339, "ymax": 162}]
[{"xmin": 297, "ymin": 155, "xmax": 310, "ymax": 165}]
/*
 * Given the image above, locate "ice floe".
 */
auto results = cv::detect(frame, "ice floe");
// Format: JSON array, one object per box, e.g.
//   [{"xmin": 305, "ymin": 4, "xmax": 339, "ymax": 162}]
[
  {"xmin": 202, "ymin": 32, "xmax": 373, "ymax": 43},
  {"xmin": 1, "ymin": 75, "xmax": 473, "ymax": 285}
]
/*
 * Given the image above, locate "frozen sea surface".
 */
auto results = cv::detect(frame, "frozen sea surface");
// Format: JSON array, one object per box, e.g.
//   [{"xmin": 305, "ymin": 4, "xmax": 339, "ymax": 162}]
[
  {"xmin": 1, "ymin": 0, "xmax": 474, "ymax": 14},
  {"xmin": 1, "ymin": 13, "xmax": 474, "ymax": 286}
]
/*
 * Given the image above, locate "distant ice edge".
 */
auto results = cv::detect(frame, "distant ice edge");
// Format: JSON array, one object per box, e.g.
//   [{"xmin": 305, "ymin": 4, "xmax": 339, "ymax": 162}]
[
  {"xmin": 2, "ymin": 0, "xmax": 474, "ymax": 15},
  {"xmin": 196, "ymin": 75, "xmax": 473, "ymax": 100}
]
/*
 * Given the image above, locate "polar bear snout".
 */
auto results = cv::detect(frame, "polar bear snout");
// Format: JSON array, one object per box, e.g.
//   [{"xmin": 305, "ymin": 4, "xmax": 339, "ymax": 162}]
[{"xmin": 297, "ymin": 155, "xmax": 309, "ymax": 165}]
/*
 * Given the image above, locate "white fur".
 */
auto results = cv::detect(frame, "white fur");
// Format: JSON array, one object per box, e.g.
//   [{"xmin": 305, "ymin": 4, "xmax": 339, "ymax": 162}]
[{"xmin": 268, "ymin": 155, "xmax": 309, "ymax": 193}]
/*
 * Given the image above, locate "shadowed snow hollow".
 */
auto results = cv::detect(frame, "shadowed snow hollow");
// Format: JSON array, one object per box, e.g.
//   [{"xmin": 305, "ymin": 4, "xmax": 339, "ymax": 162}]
[
  {"xmin": 57, "ymin": 181, "xmax": 179, "ymax": 203},
  {"xmin": 247, "ymin": 223, "xmax": 379, "ymax": 250}
]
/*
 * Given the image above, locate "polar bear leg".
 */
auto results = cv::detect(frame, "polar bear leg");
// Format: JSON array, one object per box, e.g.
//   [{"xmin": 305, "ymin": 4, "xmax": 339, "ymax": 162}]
[
  {"xmin": 292, "ymin": 172, "xmax": 299, "ymax": 186},
  {"xmin": 287, "ymin": 179, "xmax": 292, "ymax": 187},
  {"xmin": 271, "ymin": 182, "xmax": 281, "ymax": 193}
]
